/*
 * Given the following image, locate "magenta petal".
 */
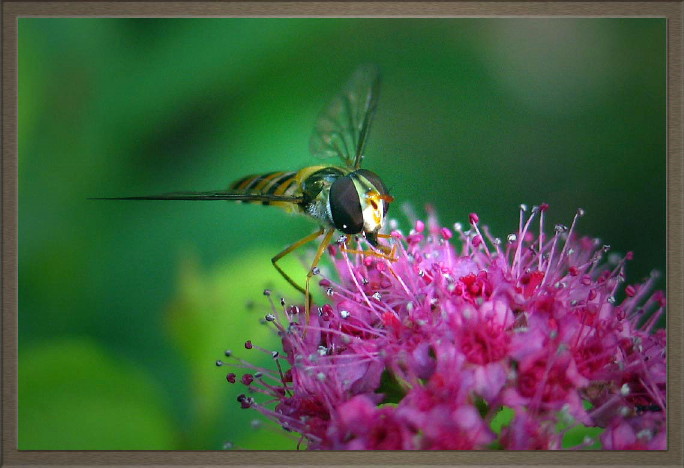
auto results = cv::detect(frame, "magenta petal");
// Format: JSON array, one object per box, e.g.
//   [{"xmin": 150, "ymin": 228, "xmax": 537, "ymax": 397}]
[{"xmin": 473, "ymin": 363, "xmax": 508, "ymax": 401}]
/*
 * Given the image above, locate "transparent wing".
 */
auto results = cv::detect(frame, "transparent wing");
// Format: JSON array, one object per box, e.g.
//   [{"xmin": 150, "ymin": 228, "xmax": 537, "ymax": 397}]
[
  {"xmin": 90, "ymin": 191, "xmax": 303, "ymax": 203},
  {"xmin": 309, "ymin": 64, "xmax": 381, "ymax": 170}
]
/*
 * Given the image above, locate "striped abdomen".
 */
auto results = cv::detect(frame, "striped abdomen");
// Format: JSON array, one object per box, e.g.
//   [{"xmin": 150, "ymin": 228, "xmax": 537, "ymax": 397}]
[{"xmin": 229, "ymin": 171, "xmax": 300, "ymax": 207}]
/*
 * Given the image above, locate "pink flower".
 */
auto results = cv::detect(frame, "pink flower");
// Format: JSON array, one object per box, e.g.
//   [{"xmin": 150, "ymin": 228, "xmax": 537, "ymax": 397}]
[
  {"xmin": 219, "ymin": 205, "xmax": 666, "ymax": 450},
  {"xmin": 600, "ymin": 412, "xmax": 666, "ymax": 450},
  {"xmin": 327, "ymin": 395, "xmax": 414, "ymax": 449},
  {"xmin": 499, "ymin": 410, "xmax": 560, "ymax": 450}
]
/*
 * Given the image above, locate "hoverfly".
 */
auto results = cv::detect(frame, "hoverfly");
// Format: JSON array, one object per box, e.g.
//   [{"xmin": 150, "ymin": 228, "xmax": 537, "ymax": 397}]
[{"xmin": 96, "ymin": 65, "xmax": 396, "ymax": 320}]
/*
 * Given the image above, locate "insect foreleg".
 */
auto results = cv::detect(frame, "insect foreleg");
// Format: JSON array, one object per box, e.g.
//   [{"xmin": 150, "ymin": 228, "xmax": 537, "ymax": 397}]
[
  {"xmin": 304, "ymin": 228, "xmax": 336, "ymax": 323},
  {"xmin": 341, "ymin": 237, "xmax": 397, "ymax": 262},
  {"xmin": 272, "ymin": 227, "xmax": 325, "ymax": 295}
]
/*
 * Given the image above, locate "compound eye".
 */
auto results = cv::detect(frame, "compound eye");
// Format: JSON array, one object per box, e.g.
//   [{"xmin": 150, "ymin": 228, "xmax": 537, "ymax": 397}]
[
  {"xmin": 355, "ymin": 169, "xmax": 390, "ymax": 215},
  {"xmin": 329, "ymin": 176, "xmax": 363, "ymax": 234}
]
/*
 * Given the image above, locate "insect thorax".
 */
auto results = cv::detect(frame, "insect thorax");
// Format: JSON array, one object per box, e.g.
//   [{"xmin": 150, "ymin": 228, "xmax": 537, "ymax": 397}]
[{"xmin": 299, "ymin": 166, "xmax": 347, "ymax": 224}]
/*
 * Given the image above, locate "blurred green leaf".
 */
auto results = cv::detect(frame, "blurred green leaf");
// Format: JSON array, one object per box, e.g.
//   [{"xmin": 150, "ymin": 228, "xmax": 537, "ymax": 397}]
[
  {"xmin": 490, "ymin": 406, "xmax": 515, "ymax": 434},
  {"xmin": 19, "ymin": 338, "xmax": 177, "ymax": 449},
  {"xmin": 165, "ymin": 247, "xmax": 308, "ymax": 449},
  {"xmin": 561, "ymin": 424, "xmax": 604, "ymax": 450}
]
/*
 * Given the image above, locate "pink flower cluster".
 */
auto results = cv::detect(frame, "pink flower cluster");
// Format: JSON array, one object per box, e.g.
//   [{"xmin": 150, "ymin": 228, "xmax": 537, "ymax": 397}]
[{"xmin": 221, "ymin": 205, "xmax": 666, "ymax": 450}]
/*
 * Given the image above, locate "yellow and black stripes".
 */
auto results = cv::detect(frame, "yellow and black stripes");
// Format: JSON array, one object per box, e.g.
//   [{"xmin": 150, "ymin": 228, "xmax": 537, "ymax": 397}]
[{"xmin": 229, "ymin": 171, "xmax": 300, "ymax": 207}]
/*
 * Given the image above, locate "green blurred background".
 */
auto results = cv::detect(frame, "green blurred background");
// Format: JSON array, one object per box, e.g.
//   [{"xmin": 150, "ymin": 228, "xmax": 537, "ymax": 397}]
[{"xmin": 18, "ymin": 18, "xmax": 666, "ymax": 450}]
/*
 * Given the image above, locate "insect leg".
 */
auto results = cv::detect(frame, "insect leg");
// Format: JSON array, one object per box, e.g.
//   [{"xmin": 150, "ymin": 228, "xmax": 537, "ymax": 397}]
[
  {"xmin": 272, "ymin": 227, "xmax": 325, "ymax": 295},
  {"xmin": 305, "ymin": 228, "xmax": 336, "ymax": 323},
  {"xmin": 373, "ymin": 233, "xmax": 398, "ymax": 258},
  {"xmin": 341, "ymin": 237, "xmax": 397, "ymax": 262},
  {"xmin": 341, "ymin": 237, "xmax": 403, "ymax": 291}
]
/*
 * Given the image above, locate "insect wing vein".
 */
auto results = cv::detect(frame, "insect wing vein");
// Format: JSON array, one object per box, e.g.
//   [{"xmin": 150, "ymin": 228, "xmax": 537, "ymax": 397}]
[{"xmin": 309, "ymin": 64, "xmax": 381, "ymax": 170}]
